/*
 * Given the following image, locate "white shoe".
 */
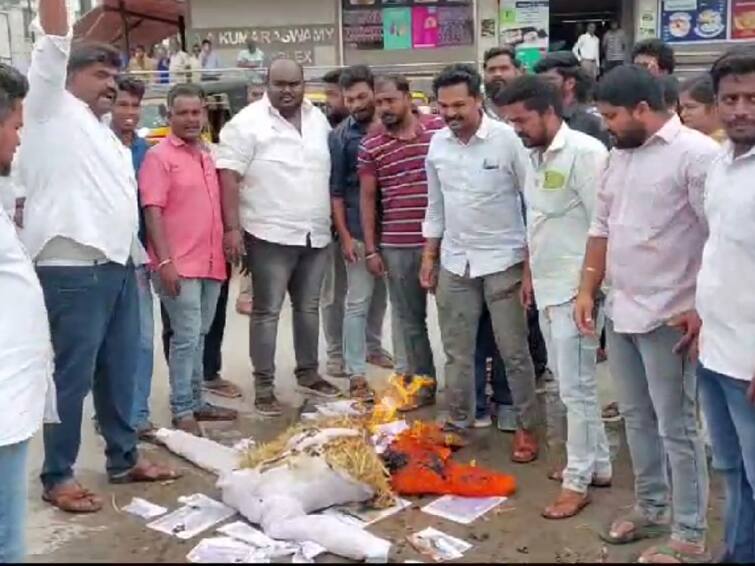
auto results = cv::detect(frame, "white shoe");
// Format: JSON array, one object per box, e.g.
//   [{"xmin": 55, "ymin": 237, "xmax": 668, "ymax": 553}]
[{"xmin": 473, "ymin": 415, "xmax": 493, "ymax": 429}]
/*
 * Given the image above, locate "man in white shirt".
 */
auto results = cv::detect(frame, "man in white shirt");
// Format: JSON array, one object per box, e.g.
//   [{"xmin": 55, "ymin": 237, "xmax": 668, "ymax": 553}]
[
  {"xmin": 18, "ymin": 0, "xmax": 179, "ymax": 515},
  {"xmin": 168, "ymin": 37, "xmax": 192, "ymax": 83},
  {"xmin": 237, "ymin": 36, "xmax": 265, "ymax": 69},
  {"xmin": 420, "ymin": 64, "xmax": 540, "ymax": 463},
  {"xmin": 572, "ymin": 23, "xmax": 600, "ymax": 79},
  {"xmin": 217, "ymin": 58, "xmax": 339, "ymax": 417},
  {"xmin": 0, "ymin": 61, "xmax": 56, "ymax": 564},
  {"xmin": 695, "ymin": 46, "xmax": 755, "ymax": 564},
  {"xmin": 496, "ymin": 75, "xmax": 611, "ymax": 520}
]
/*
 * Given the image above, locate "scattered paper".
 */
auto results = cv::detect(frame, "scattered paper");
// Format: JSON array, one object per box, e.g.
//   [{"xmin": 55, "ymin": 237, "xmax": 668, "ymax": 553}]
[
  {"xmin": 408, "ymin": 527, "xmax": 472, "ymax": 562},
  {"xmin": 186, "ymin": 536, "xmax": 267, "ymax": 563},
  {"xmin": 314, "ymin": 400, "xmax": 365, "ymax": 418},
  {"xmin": 147, "ymin": 493, "xmax": 236, "ymax": 540},
  {"xmin": 421, "ymin": 495, "xmax": 507, "ymax": 525},
  {"xmin": 323, "ymin": 498, "xmax": 411, "ymax": 528},
  {"xmin": 122, "ymin": 497, "xmax": 168, "ymax": 519},
  {"xmin": 217, "ymin": 521, "xmax": 325, "ymax": 560}
]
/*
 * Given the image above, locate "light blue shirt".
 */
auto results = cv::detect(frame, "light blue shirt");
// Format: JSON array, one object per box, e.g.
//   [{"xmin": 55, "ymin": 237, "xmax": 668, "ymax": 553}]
[{"xmin": 423, "ymin": 114, "xmax": 530, "ymax": 278}]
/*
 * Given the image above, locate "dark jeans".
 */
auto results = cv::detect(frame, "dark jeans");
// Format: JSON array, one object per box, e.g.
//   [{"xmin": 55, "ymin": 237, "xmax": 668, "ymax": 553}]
[
  {"xmin": 245, "ymin": 233, "xmax": 329, "ymax": 398},
  {"xmin": 37, "ymin": 263, "xmax": 139, "ymax": 489},
  {"xmin": 528, "ymin": 303, "xmax": 548, "ymax": 378},
  {"xmin": 162, "ymin": 268, "xmax": 229, "ymax": 380},
  {"xmin": 475, "ymin": 304, "xmax": 512, "ymax": 419},
  {"xmin": 699, "ymin": 365, "xmax": 755, "ymax": 563},
  {"xmin": 382, "ymin": 247, "xmax": 436, "ymax": 379}
]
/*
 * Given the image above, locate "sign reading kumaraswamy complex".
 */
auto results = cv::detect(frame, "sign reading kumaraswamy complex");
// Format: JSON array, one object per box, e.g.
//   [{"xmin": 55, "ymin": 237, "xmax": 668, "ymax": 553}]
[{"xmin": 190, "ymin": 25, "xmax": 338, "ymax": 65}]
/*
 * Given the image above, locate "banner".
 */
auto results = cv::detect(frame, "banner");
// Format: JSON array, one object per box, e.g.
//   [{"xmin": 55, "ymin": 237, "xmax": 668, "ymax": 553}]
[
  {"xmin": 732, "ymin": 0, "xmax": 755, "ymax": 39},
  {"xmin": 412, "ymin": 6, "xmax": 439, "ymax": 48},
  {"xmin": 383, "ymin": 7, "xmax": 412, "ymax": 50},
  {"xmin": 437, "ymin": 5, "xmax": 474, "ymax": 46},
  {"xmin": 499, "ymin": 0, "xmax": 549, "ymax": 51},
  {"xmin": 343, "ymin": 8, "xmax": 384, "ymax": 49},
  {"xmin": 661, "ymin": 0, "xmax": 727, "ymax": 42}
]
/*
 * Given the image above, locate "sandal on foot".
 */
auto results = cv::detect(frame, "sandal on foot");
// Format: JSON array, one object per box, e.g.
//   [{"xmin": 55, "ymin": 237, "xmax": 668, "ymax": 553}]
[
  {"xmin": 542, "ymin": 488, "xmax": 591, "ymax": 520},
  {"xmin": 638, "ymin": 542, "xmax": 711, "ymax": 564},
  {"xmin": 349, "ymin": 376, "xmax": 375, "ymax": 402},
  {"xmin": 600, "ymin": 511, "xmax": 670, "ymax": 545},
  {"xmin": 42, "ymin": 482, "xmax": 103, "ymax": 513},
  {"xmin": 110, "ymin": 459, "xmax": 182, "ymax": 484}
]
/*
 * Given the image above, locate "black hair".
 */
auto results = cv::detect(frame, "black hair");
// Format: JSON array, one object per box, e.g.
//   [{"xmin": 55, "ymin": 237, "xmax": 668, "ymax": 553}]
[
  {"xmin": 339, "ymin": 65, "xmax": 374, "ymax": 91},
  {"xmin": 631, "ymin": 38, "xmax": 675, "ymax": 74},
  {"xmin": 595, "ymin": 64, "xmax": 665, "ymax": 112},
  {"xmin": 679, "ymin": 74, "xmax": 715, "ymax": 105},
  {"xmin": 68, "ymin": 41, "xmax": 122, "ymax": 75},
  {"xmin": 483, "ymin": 46, "xmax": 521, "ymax": 70},
  {"xmin": 660, "ymin": 75, "xmax": 680, "ymax": 109},
  {"xmin": 202, "ymin": 39, "xmax": 212, "ymax": 46},
  {"xmin": 167, "ymin": 83, "xmax": 206, "ymax": 107},
  {"xmin": 491, "ymin": 75, "xmax": 563, "ymax": 117},
  {"xmin": 432, "ymin": 63, "xmax": 482, "ymax": 98},
  {"xmin": 116, "ymin": 76, "xmax": 146, "ymax": 102},
  {"xmin": 322, "ymin": 68, "xmax": 343, "ymax": 85},
  {"xmin": 374, "ymin": 74, "xmax": 410, "ymax": 94},
  {"xmin": 135, "ymin": 44, "xmax": 146, "ymax": 51},
  {"xmin": 533, "ymin": 51, "xmax": 593, "ymax": 104},
  {"xmin": 0, "ymin": 63, "xmax": 28, "ymax": 121},
  {"xmin": 710, "ymin": 45, "xmax": 755, "ymax": 94}
]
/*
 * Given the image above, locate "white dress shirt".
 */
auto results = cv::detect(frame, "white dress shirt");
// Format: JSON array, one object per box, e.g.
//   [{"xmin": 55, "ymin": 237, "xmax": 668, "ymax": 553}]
[
  {"xmin": 0, "ymin": 210, "xmax": 57, "ymax": 446},
  {"xmin": 525, "ymin": 123, "xmax": 608, "ymax": 308},
  {"xmin": 697, "ymin": 143, "xmax": 755, "ymax": 382},
  {"xmin": 423, "ymin": 114, "xmax": 529, "ymax": 278},
  {"xmin": 17, "ymin": 28, "xmax": 139, "ymax": 265},
  {"xmin": 573, "ymin": 33, "xmax": 600, "ymax": 65},
  {"xmin": 216, "ymin": 95, "xmax": 332, "ymax": 248}
]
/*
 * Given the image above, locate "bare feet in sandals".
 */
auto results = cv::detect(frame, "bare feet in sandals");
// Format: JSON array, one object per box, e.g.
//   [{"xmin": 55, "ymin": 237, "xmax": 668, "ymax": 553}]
[
  {"xmin": 542, "ymin": 488, "xmax": 591, "ymax": 519},
  {"xmin": 601, "ymin": 512, "xmax": 670, "ymax": 545},
  {"xmin": 43, "ymin": 480, "xmax": 103, "ymax": 513},
  {"xmin": 638, "ymin": 539, "xmax": 710, "ymax": 564},
  {"xmin": 109, "ymin": 458, "xmax": 182, "ymax": 484}
]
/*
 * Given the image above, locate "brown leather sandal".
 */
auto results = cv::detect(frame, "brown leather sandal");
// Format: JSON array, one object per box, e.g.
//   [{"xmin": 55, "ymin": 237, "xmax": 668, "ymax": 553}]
[
  {"xmin": 512, "ymin": 429, "xmax": 539, "ymax": 463},
  {"xmin": 542, "ymin": 488, "xmax": 591, "ymax": 520},
  {"xmin": 109, "ymin": 459, "xmax": 182, "ymax": 484},
  {"xmin": 42, "ymin": 481, "xmax": 103, "ymax": 514}
]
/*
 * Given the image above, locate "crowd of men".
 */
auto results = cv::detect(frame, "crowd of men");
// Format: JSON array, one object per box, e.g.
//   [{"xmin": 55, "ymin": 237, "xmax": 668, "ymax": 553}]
[{"xmin": 0, "ymin": 0, "xmax": 754, "ymax": 563}]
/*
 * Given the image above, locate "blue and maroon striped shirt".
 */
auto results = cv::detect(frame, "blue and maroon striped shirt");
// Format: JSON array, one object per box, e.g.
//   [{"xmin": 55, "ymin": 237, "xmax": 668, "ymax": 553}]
[{"xmin": 358, "ymin": 114, "xmax": 444, "ymax": 248}]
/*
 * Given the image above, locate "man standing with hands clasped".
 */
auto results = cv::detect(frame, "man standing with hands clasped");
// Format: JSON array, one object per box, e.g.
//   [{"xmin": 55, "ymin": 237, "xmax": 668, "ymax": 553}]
[
  {"xmin": 574, "ymin": 65, "xmax": 719, "ymax": 563},
  {"xmin": 496, "ymin": 75, "xmax": 611, "ymax": 519},
  {"xmin": 421, "ymin": 64, "xmax": 540, "ymax": 463}
]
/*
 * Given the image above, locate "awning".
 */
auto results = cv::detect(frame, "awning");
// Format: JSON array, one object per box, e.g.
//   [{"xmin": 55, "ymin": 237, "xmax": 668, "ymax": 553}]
[{"xmin": 73, "ymin": 0, "xmax": 187, "ymax": 49}]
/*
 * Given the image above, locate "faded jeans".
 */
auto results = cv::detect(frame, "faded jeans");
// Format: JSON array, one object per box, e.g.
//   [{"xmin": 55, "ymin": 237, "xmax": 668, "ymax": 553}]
[
  {"xmin": 131, "ymin": 265, "xmax": 155, "ymax": 430},
  {"xmin": 155, "ymin": 277, "xmax": 222, "ymax": 419},
  {"xmin": 606, "ymin": 319, "xmax": 708, "ymax": 544},
  {"xmin": 699, "ymin": 365, "xmax": 755, "ymax": 563},
  {"xmin": 540, "ymin": 300, "xmax": 611, "ymax": 493},
  {"xmin": 246, "ymin": 234, "xmax": 329, "ymax": 398},
  {"xmin": 342, "ymin": 240, "xmax": 405, "ymax": 377},
  {"xmin": 436, "ymin": 262, "xmax": 538, "ymax": 429},
  {"xmin": 382, "ymin": 247, "xmax": 435, "ymax": 379},
  {"xmin": 321, "ymin": 241, "xmax": 391, "ymax": 365},
  {"xmin": 0, "ymin": 440, "xmax": 29, "ymax": 563}
]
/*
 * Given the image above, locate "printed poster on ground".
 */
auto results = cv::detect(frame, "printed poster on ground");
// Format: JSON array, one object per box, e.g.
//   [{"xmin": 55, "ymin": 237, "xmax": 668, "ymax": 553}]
[{"xmin": 661, "ymin": 0, "xmax": 728, "ymax": 42}]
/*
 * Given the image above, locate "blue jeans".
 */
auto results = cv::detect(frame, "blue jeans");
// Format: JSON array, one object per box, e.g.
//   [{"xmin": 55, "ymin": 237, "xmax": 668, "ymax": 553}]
[
  {"xmin": 0, "ymin": 440, "xmax": 29, "ymax": 563},
  {"xmin": 474, "ymin": 304, "xmax": 512, "ymax": 419},
  {"xmin": 155, "ymin": 278, "xmax": 222, "ymax": 419},
  {"xmin": 37, "ymin": 263, "xmax": 140, "ymax": 490},
  {"xmin": 131, "ymin": 265, "xmax": 155, "ymax": 430},
  {"xmin": 343, "ymin": 241, "xmax": 404, "ymax": 377},
  {"xmin": 606, "ymin": 319, "xmax": 708, "ymax": 544},
  {"xmin": 699, "ymin": 365, "xmax": 755, "ymax": 563}
]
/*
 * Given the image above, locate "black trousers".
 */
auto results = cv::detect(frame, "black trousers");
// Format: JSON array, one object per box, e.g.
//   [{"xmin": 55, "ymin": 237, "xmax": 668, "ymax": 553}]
[
  {"xmin": 528, "ymin": 304, "xmax": 548, "ymax": 378},
  {"xmin": 161, "ymin": 273, "xmax": 230, "ymax": 380}
]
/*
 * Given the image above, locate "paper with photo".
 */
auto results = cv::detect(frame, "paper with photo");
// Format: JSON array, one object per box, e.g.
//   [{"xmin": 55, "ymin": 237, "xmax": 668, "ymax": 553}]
[
  {"xmin": 147, "ymin": 493, "xmax": 236, "ymax": 540},
  {"xmin": 408, "ymin": 527, "xmax": 472, "ymax": 562}
]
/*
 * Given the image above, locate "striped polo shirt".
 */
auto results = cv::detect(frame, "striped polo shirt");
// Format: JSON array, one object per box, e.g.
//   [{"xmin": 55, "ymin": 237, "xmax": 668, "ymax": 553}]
[{"xmin": 358, "ymin": 114, "xmax": 444, "ymax": 248}]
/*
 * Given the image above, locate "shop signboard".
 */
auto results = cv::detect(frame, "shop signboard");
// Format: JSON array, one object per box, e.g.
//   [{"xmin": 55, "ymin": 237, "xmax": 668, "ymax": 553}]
[
  {"xmin": 732, "ymin": 0, "xmax": 755, "ymax": 39},
  {"xmin": 500, "ymin": 0, "xmax": 549, "ymax": 68},
  {"xmin": 661, "ymin": 0, "xmax": 728, "ymax": 42}
]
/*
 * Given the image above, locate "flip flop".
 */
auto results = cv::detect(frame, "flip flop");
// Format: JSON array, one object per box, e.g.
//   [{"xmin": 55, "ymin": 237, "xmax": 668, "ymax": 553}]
[
  {"xmin": 599, "ymin": 511, "xmax": 670, "ymax": 545},
  {"xmin": 110, "ymin": 460, "xmax": 182, "ymax": 484},
  {"xmin": 42, "ymin": 482, "xmax": 103, "ymax": 514},
  {"xmin": 542, "ymin": 490, "xmax": 591, "ymax": 520},
  {"xmin": 638, "ymin": 543, "xmax": 712, "ymax": 564}
]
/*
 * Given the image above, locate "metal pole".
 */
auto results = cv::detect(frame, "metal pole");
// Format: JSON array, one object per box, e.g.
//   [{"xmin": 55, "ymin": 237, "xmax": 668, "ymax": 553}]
[
  {"xmin": 179, "ymin": 15, "xmax": 187, "ymax": 51},
  {"xmin": 119, "ymin": 0, "xmax": 130, "ymax": 58},
  {"xmin": 473, "ymin": 0, "xmax": 480, "ymax": 69},
  {"xmin": 336, "ymin": 0, "xmax": 344, "ymax": 67}
]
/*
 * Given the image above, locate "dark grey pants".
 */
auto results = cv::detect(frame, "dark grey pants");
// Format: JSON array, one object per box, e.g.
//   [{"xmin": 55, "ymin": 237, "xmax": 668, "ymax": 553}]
[
  {"xmin": 436, "ymin": 262, "xmax": 538, "ymax": 429},
  {"xmin": 245, "ymin": 233, "xmax": 329, "ymax": 398}
]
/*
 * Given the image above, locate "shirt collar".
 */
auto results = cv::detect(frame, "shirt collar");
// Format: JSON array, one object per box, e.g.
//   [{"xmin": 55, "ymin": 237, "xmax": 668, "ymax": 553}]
[
  {"xmin": 442, "ymin": 112, "xmax": 490, "ymax": 142},
  {"xmin": 167, "ymin": 133, "xmax": 207, "ymax": 153},
  {"xmin": 647, "ymin": 113, "xmax": 682, "ymax": 145},
  {"xmin": 375, "ymin": 113, "xmax": 428, "ymax": 140},
  {"xmin": 722, "ymin": 140, "xmax": 755, "ymax": 164},
  {"xmin": 545, "ymin": 122, "xmax": 570, "ymax": 154}
]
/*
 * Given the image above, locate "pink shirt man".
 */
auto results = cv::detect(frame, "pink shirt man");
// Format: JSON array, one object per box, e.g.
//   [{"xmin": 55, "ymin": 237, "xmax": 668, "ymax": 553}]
[
  {"xmin": 139, "ymin": 135, "xmax": 226, "ymax": 281},
  {"xmin": 589, "ymin": 114, "xmax": 719, "ymax": 334}
]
